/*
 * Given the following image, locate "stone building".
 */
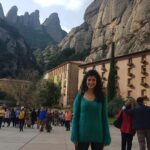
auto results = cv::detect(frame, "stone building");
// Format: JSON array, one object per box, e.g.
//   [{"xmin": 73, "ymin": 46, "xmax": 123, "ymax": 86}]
[
  {"xmin": 0, "ymin": 78, "xmax": 31, "ymax": 105},
  {"xmin": 44, "ymin": 61, "xmax": 83, "ymax": 108},
  {"xmin": 78, "ymin": 50, "xmax": 150, "ymax": 105}
]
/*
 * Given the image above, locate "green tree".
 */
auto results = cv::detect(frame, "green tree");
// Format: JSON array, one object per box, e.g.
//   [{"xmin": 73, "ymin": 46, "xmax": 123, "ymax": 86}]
[
  {"xmin": 36, "ymin": 79, "xmax": 61, "ymax": 107},
  {"xmin": 107, "ymin": 42, "xmax": 116, "ymax": 102}
]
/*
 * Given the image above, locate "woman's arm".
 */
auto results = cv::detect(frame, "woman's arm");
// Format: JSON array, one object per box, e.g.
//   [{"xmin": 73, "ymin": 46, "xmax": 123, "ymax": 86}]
[
  {"xmin": 102, "ymin": 99, "xmax": 111, "ymax": 146},
  {"xmin": 70, "ymin": 93, "xmax": 81, "ymax": 142}
]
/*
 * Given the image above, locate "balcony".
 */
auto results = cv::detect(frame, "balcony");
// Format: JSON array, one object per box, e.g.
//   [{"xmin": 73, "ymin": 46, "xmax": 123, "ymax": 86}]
[
  {"xmin": 127, "ymin": 62, "xmax": 134, "ymax": 67},
  {"xmin": 128, "ymin": 84, "xmax": 134, "ymax": 88},
  {"xmin": 115, "ymin": 66, "xmax": 119, "ymax": 70},
  {"xmin": 115, "ymin": 75, "xmax": 120, "ymax": 79},
  {"xmin": 141, "ymin": 66, "xmax": 148, "ymax": 76},
  {"xmin": 101, "ymin": 64, "xmax": 107, "ymax": 71},
  {"xmin": 102, "ymin": 77, "xmax": 107, "ymax": 81},
  {"xmin": 141, "ymin": 60, "xmax": 148, "ymax": 65},
  {"xmin": 128, "ymin": 72, "xmax": 134, "ymax": 78},
  {"xmin": 140, "ymin": 82, "xmax": 148, "ymax": 88},
  {"xmin": 127, "ymin": 83, "xmax": 134, "ymax": 88}
]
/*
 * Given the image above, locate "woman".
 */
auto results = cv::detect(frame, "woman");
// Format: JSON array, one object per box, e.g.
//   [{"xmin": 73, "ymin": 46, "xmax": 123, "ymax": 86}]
[
  {"xmin": 118, "ymin": 100, "xmax": 135, "ymax": 150},
  {"xmin": 45, "ymin": 109, "xmax": 52, "ymax": 132},
  {"xmin": 71, "ymin": 69, "xmax": 111, "ymax": 150}
]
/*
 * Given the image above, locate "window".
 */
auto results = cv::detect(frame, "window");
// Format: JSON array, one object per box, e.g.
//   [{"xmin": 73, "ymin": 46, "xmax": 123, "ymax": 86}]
[
  {"xmin": 101, "ymin": 64, "xmax": 106, "ymax": 71},
  {"xmin": 92, "ymin": 65, "xmax": 96, "ymax": 70},
  {"xmin": 141, "ymin": 55, "xmax": 146, "ymax": 63},
  {"xmin": 127, "ymin": 90, "xmax": 132, "ymax": 97},
  {"xmin": 141, "ymin": 89, "xmax": 146, "ymax": 96},
  {"xmin": 101, "ymin": 72, "xmax": 106, "ymax": 81},
  {"xmin": 128, "ymin": 68, "xmax": 132, "ymax": 74},
  {"xmin": 64, "ymin": 73, "xmax": 66, "ymax": 78},
  {"xmin": 63, "ymin": 80, "xmax": 66, "ymax": 88},
  {"xmin": 102, "ymin": 72, "xmax": 105, "ymax": 78},
  {"xmin": 127, "ymin": 58, "xmax": 133, "ymax": 67},
  {"xmin": 63, "ymin": 89, "xmax": 66, "ymax": 96},
  {"xmin": 141, "ymin": 77, "xmax": 147, "ymax": 87},
  {"xmin": 141, "ymin": 77, "xmax": 146, "ymax": 84},
  {"xmin": 127, "ymin": 78, "xmax": 133, "ymax": 88},
  {"xmin": 141, "ymin": 65, "xmax": 147, "ymax": 75},
  {"xmin": 83, "ymin": 68, "xmax": 86, "ymax": 74},
  {"xmin": 115, "ymin": 65, "xmax": 119, "ymax": 70},
  {"xmin": 128, "ymin": 68, "xmax": 133, "ymax": 77},
  {"xmin": 128, "ymin": 58, "xmax": 132, "ymax": 64},
  {"xmin": 128, "ymin": 78, "xmax": 132, "ymax": 85}
]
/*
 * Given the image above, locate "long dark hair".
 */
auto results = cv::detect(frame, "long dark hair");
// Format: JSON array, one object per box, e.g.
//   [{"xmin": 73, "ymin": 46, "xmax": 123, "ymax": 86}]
[{"xmin": 80, "ymin": 69, "xmax": 105, "ymax": 102}]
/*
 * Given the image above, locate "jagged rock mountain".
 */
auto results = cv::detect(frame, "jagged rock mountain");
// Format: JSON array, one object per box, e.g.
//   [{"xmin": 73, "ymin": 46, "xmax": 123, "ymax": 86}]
[
  {"xmin": 43, "ymin": 13, "xmax": 67, "ymax": 43},
  {"xmin": 59, "ymin": 0, "xmax": 150, "ymax": 62},
  {"xmin": 0, "ymin": 3, "xmax": 67, "ymax": 49},
  {"xmin": 0, "ymin": 19, "xmax": 39, "ymax": 78}
]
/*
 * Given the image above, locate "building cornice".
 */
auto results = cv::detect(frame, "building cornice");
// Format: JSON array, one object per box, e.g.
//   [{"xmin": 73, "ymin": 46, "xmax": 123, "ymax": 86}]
[
  {"xmin": 80, "ymin": 50, "xmax": 150, "ymax": 68},
  {"xmin": 44, "ymin": 61, "xmax": 84, "ymax": 75}
]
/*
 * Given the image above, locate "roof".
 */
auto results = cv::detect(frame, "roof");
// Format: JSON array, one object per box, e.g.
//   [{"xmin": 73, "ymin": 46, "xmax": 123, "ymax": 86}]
[
  {"xmin": 0, "ymin": 78, "xmax": 31, "ymax": 83},
  {"xmin": 80, "ymin": 49, "xmax": 150, "ymax": 68},
  {"xmin": 44, "ymin": 60, "xmax": 84, "ymax": 74}
]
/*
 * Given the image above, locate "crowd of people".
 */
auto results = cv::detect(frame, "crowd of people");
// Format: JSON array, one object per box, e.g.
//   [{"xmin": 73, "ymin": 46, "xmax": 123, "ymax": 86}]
[{"xmin": 0, "ymin": 106, "xmax": 72, "ymax": 132}]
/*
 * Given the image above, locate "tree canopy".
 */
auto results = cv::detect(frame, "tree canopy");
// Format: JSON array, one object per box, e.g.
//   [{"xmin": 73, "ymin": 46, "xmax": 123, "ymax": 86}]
[{"xmin": 35, "ymin": 79, "xmax": 61, "ymax": 107}]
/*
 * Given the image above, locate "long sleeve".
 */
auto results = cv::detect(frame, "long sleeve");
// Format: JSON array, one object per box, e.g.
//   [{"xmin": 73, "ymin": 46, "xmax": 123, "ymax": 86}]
[
  {"xmin": 70, "ymin": 94, "xmax": 80, "ymax": 142},
  {"xmin": 102, "ymin": 99, "xmax": 111, "ymax": 145}
]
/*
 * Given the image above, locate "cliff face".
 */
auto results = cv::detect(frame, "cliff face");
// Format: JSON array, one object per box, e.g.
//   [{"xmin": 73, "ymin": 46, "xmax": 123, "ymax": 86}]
[
  {"xmin": 58, "ymin": 0, "xmax": 100, "ymax": 53},
  {"xmin": 0, "ymin": 19, "xmax": 38, "ymax": 78},
  {"xmin": 59, "ymin": 0, "xmax": 150, "ymax": 62}
]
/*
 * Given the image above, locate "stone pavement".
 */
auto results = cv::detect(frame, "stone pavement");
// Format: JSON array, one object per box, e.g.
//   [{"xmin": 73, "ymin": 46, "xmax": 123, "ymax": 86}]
[{"xmin": 0, "ymin": 126, "xmax": 139, "ymax": 150}]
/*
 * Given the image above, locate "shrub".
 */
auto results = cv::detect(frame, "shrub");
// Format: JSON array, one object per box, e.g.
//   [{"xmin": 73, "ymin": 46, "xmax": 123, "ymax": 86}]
[{"xmin": 108, "ymin": 96, "xmax": 124, "ymax": 117}]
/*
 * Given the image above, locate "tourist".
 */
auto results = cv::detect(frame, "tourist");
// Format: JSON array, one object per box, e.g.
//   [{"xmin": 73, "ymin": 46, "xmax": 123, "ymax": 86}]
[{"xmin": 71, "ymin": 69, "xmax": 111, "ymax": 150}]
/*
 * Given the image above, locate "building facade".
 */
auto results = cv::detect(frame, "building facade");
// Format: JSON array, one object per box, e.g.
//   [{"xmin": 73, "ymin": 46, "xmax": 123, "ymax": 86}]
[
  {"xmin": 44, "ymin": 61, "xmax": 83, "ymax": 108},
  {"xmin": 78, "ymin": 50, "xmax": 150, "ymax": 105},
  {"xmin": 0, "ymin": 78, "xmax": 31, "ymax": 105}
]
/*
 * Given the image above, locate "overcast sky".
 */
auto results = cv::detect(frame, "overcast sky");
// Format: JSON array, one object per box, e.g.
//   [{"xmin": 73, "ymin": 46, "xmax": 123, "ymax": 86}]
[{"xmin": 0, "ymin": 0, "xmax": 93, "ymax": 32}]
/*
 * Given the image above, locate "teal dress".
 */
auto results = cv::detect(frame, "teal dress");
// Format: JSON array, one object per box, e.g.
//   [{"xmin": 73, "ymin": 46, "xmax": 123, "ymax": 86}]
[{"xmin": 70, "ymin": 93, "xmax": 111, "ymax": 145}]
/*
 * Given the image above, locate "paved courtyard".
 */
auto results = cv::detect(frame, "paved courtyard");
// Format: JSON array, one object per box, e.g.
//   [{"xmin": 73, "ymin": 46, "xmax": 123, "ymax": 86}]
[{"xmin": 0, "ymin": 125, "xmax": 139, "ymax": 150}]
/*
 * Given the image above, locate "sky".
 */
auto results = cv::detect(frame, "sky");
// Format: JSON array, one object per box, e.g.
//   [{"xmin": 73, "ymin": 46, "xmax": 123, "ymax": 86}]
[{"xmin": 0, "ymin": 0, "xmax": 93, "ymax": 32}]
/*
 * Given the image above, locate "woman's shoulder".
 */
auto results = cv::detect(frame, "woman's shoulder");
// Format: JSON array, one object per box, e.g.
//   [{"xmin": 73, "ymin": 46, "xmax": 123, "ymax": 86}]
[{"xmin": 75, "ymin": 92, "xmax": 83, "ymax": 99}]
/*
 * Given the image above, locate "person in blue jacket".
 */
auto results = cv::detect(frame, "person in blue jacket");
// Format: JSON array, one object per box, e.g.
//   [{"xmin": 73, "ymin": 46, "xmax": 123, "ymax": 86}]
[
  {"xmin": 39, "ymin": 107, "xmax": 46, "ymax": 132},
  {"xmin": 71, "ymin": 69, "xmax": 111, "ymax": 150}
]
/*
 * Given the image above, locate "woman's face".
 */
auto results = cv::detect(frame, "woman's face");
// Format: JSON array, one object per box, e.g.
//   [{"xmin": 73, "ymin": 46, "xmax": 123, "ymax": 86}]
[{"xmin": 86, "ymin": 76, "xmax": 97, "ymax": 89}]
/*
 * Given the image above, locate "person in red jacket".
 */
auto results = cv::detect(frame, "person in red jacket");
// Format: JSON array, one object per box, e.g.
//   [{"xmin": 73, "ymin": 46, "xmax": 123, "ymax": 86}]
[{"xmin": 117, "ymin": 100, "xmax": 136, "ymax": 150}]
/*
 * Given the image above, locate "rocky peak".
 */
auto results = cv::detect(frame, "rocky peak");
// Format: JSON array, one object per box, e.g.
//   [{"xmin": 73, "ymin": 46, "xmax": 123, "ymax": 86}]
[
  {"xmin": 28, "ymin": 10, "xmax": 41, "ymax": 29},
  {"xmin": 43, "ymin": 13, "xmax": 66, "ymax": 42},
  {"xmin": 6, "ymin": 6, "xmax": 18, "ymax": 23},
  {"xmin": 43, "ymin": 13, "xmax": 60, "ymax": 27},
  {"xmin": 0, "ymin": 3, "xmax": 4, "ymax": 19},
  {"xmin": 23, "ymin": 12, "xmax": 30, "ymax": 26},
  {"xmin": 17, "ymin": 10, "xmax": 41, "ymax": 29}
]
